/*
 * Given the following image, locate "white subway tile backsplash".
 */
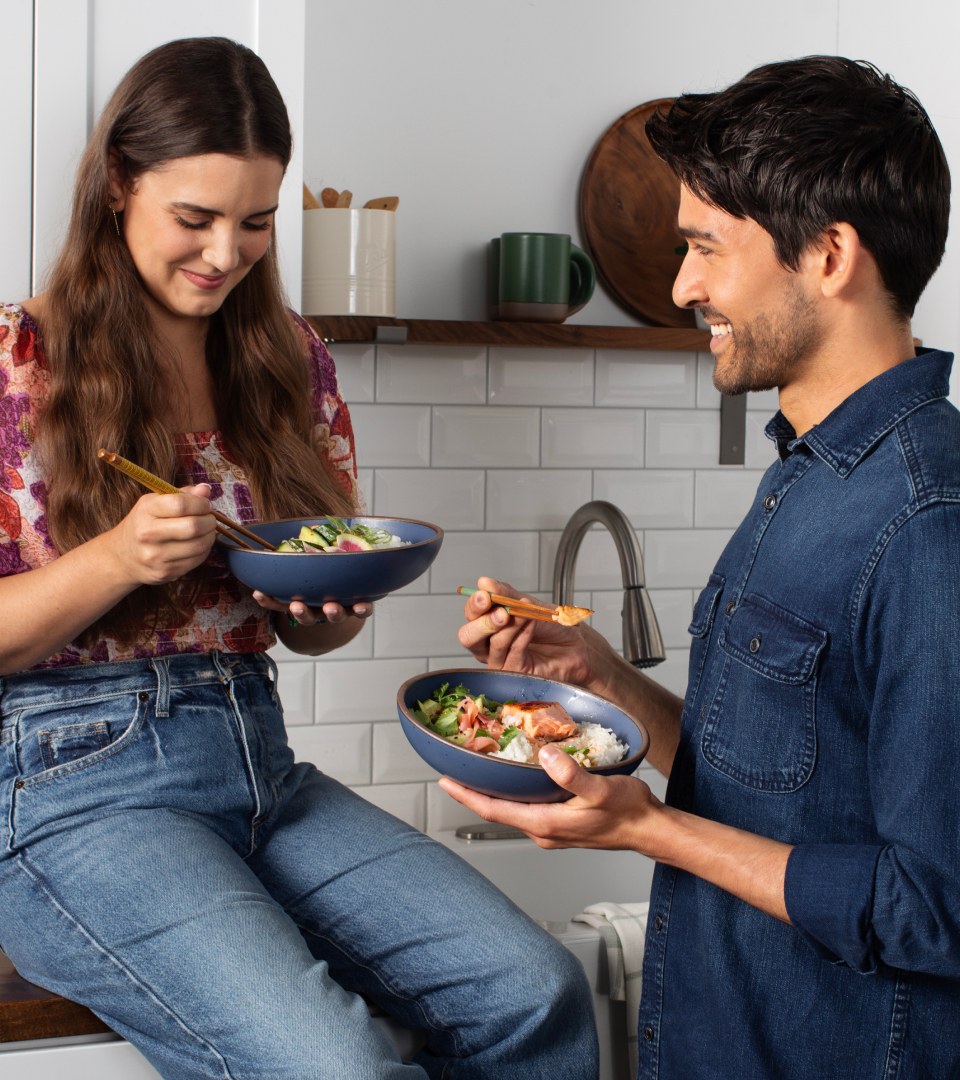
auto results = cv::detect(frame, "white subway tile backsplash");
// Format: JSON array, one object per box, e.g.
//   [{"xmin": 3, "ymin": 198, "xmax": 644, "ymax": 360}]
[
  {"xmin": 596, "ymin": 350, "xmax": 697, "ymax": 408},
  {"xmin": 645, "ymin": 409, "xmax": 722, "ymax": 469},
  {"xmin": 374, "ymin": 594, "xmax": 469, "ymax": 658},
  {"xmin": 376, "ymin": 344, "xmax": 486, "ymax": 404},
  {"xmin": 648, "ymin": 589, "xmax": 696, "ymax": 648},
  {"xmin": 588, "ymin": 590, "xmax": 630, "ymax": 655},
  {"xmin": 305, "ymin": 341, "xmax": 767, "ymax": 807},
  {"xmin": 432, "ymin": 406, "xmax": 540, "ymax": 467},
  {"xmin": 349, "ymin": 403, "xmax": 430, "ymax": 466},
  {"xmin": 487, "ymin": 470, "xmax": 593, "ymax": 530},
  {"xmin": 695, "ymin": 469, "xmax": 765, "ymax": 527},
  {"xmin": 593, "ymin": 470, "xmax": 695, "ymax": 528},
  {"xmin": 643, "ymin": 648, "xmax": 690, "ymax": 698},
  {"xmin": 314, "ymin": 658, "xmax": 420, "ymax": 723},
  {"xmin": 274, "ymin": 661, "xmax": 315, "ymax": 726},
  {"xmin": 372, "ymin": 721, "xmax": 438, "ymax": 784},
  {"xmin": 696, "ymin": 354, "xmax": 721, "ymax": 408},
  {"xmin": 351, "ymin": 783, "xmax": 427, "ymax": 831},
  {"xmin": 373, "ymin": 469, "xmax": 485, "ymax": 528},
  {"xmin": 429, "ymin": 530, "xmax": 540, "ymax": 593},
  {"xmin": 287, "ymin": 722, "xmax": 372, "ymax": 787},
  {"xmin": 328, "ymin": 343, "xmax": 376, "ymax": 403},
  {"xmin": 644, "ymin": 528, "xmax": 732, "ymax": 588},
  {"xmin": 745, "ymin": 412, "xmax": 778, "ymax": 469},
  {"xmin": 542, "ymin": 408, "xmax": 645, "ymax": 469},
  {"xmin": 489, "ymin": 347, "xmax": 594, "ymax": 405}
]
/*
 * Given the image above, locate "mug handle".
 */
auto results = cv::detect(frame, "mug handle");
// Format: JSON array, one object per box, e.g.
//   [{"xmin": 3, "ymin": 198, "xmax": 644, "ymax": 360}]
[{"xmin": 567, "ymin": 244, "xmax": 597, "ymax": 316}]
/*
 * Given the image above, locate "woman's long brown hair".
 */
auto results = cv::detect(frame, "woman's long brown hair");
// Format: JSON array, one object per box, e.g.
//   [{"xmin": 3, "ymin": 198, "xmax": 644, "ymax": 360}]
[{"xmin": 37, "ymin": 37, "xmax": 356, "ymax": 643}]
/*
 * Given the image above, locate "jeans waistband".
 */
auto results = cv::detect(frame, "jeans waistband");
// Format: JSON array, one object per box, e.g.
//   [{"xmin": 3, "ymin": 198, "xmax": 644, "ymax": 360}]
[{"xmin": 0, "ymin": 650, "xmax": 275, "ymax": 715}]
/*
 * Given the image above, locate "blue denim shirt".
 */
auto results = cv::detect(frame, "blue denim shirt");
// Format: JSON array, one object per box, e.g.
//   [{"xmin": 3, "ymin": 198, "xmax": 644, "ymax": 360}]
[{"xmin": 638, "ymin": 350, "xmax": 960, "ymax": 1079}]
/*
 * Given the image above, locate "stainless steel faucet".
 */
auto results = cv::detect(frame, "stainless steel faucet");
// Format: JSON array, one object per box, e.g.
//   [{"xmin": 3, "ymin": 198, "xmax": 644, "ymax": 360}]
[{"xmin": 552, "ymin": 500, "xmax": 665, "ymax": 668}]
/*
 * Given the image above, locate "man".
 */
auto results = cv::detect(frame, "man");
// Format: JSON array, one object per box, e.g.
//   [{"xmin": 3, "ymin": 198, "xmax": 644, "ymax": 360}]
[{"xmin": 445, "ymin": 56, "xmax": 960, "ymax": 1078}]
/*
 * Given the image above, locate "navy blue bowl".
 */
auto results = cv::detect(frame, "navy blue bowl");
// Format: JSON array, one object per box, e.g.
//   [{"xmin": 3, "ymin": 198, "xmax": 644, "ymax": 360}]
[
  {"xmin": 397, "ymin": 668, "xmax": 649, "ymax": 803},
  {"xmin": 223, "ymin": 516, "xmax": 442, "ymax": 605}
]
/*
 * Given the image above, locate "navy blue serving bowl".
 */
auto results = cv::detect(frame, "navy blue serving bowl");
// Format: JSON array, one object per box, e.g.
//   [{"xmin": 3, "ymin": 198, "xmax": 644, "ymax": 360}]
[
  {"xmin": 223, "ymin": 516, "xmax": 442, "ymax": 605},
  {"xmin": 397, "ymin": 668, "xmax": 649, "ymax": 803}
]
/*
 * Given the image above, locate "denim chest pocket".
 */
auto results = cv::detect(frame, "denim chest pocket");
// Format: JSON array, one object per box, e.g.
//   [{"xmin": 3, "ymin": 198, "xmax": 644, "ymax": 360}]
[{"xmin": 701, "ymin": 593, "xmax": 827, "ymax": 792}]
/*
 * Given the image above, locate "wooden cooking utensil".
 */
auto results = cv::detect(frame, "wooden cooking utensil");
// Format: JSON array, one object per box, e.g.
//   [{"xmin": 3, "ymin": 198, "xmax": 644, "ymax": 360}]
[
  {"xmin": 362, "ymin": 196, "xmax": 400, "ymax": 211},
  {"xmin": 579, "ymin": 98, "xmax": 695, "ymax": 329},
  {"xmin": 335, "ymin": 190, "xmax": 353, "ymax": 208},
  {"xmin": 320, "ymin": 187, "xmax": 340, "ymax": 208},
  {"xmin": 302, "ymin": 183, "xmax": 321, "ymax": 210}
]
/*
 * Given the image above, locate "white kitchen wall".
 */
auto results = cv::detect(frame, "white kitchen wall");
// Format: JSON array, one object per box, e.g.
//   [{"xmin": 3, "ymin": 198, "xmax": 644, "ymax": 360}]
[{"xmin": 290, "ymin": 0, "xmax": 960, "ymax": 830}]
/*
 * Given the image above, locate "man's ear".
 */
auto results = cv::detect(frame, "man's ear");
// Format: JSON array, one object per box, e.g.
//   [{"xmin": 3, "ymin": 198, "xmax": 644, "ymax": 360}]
[
  {"xmin": 107, "ymin": 148, "xmax": 127, "ymax": 211},
  {"xmin": 810, "ymin": 222, "xmax": 863, "ymax": 299}
]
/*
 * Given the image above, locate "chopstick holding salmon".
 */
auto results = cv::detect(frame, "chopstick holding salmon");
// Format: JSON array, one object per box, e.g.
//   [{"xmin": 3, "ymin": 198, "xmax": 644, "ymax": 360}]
[{"xmin": 456, "ymin": 585, "xmax": 593, "ymax": 627}]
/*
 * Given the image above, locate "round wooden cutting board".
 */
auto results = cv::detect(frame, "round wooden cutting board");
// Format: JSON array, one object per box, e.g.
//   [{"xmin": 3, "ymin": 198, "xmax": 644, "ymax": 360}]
[{"xmin": 579, "ymin": 98, "xmax": 694, "ymax": 329}]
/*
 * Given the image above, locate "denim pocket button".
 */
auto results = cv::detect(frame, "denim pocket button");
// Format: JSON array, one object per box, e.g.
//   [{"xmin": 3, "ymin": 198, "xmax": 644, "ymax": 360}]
[
  {"xmin": 749, "ymin": 636, "xmax": 761, "ymax": 653},
  {"xmin": 763, "ymin": 494, "xmax": 777, "ymax": 510},
  {"xmin": 725, "ymin": 601, "xmax": 736, "ymax": 615}
]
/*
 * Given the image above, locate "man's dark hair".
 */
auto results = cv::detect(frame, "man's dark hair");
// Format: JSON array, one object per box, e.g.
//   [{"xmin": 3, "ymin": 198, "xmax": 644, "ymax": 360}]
[{"xmin": 646, "ymin": 55, "xmax": 950, "ymax": 319}]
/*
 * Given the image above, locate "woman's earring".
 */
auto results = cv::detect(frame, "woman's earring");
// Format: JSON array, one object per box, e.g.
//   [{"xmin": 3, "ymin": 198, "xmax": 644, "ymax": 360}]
[{"xmin": 111, "ymin": 208, "xmax": 121, "ymax": 237}]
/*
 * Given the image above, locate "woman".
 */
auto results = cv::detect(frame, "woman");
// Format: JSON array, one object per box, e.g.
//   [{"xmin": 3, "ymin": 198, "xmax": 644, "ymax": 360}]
[{"xmin": 0, "ymin": 37, "xmax": 597, "ymax": 1080}]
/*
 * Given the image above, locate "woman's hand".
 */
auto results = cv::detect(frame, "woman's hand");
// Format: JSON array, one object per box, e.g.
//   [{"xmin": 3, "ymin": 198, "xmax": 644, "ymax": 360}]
[
  {"xmin": 251, "ymin": 592, "xmax": 374, "ymax": 628},
  {"xmin": 458, "ymin": 576, "xmax": 607, "ymax": 689},
  {"xmin": 112, "ymin": 484, "xmax": 218, "ymax": 586},
  {"xmin": 253, "ymin": 591, "xmax": 374, "ymax": 656}
]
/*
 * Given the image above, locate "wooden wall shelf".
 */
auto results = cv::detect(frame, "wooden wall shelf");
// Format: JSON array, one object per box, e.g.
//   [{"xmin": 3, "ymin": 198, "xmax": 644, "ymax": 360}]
[
  {"xmin": 306, "ymin": 316, "xmax": 745, "ymax": 465},
  {"xmin": 305, "ymin": 315, "xmax": 710, "ymax": 352}
]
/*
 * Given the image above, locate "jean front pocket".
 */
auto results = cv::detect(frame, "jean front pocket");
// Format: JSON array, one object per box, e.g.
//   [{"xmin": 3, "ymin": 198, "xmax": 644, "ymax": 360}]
[
  {"xmin": 16, "ymin": 691, "xmax": 148, "ymax": 787},
  {"xmin": 39, "ymin": 721, "xmax": 112, "ymax": 771},
  {"xmin": 701, "ymin": 593, "xmax": 827, "ymax": 792}
]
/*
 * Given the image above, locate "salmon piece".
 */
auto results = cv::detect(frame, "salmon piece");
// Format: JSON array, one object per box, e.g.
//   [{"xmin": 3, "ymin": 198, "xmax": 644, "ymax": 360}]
[
  {"xmin": 501, "ymin": 700, "xmax": 578, "ymax": 741},
  {"xmin": 554, "ymin": 605, "xmax": 592, "ymax": 627}
]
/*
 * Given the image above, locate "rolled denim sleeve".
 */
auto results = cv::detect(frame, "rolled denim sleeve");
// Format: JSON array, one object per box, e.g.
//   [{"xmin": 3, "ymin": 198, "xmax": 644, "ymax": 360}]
[{"xmin": 784, "ymin": 501, "xmax": 960, "ymax": 976}]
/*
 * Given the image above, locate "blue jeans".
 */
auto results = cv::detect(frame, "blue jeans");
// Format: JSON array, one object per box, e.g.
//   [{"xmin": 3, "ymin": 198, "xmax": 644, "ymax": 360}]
[{"xmin": 0, "ymin": 652, "xmax": 597, "ymax": 1079}]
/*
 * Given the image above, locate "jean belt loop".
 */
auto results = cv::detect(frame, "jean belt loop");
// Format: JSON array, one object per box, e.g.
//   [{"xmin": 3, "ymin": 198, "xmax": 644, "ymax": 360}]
[
  {"xmin": 211, "ymin": 649, "xmax": 233, "ymax": 683},
  {"xmin": 149, "ymin": 657, "xmax": 171, "ymax": 717}
]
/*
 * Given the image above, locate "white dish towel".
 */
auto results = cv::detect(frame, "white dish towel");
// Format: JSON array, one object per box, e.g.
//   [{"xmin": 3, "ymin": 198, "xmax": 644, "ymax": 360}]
[{"xmin": 572, "ymin": 900, "xmax": 650, "ymax": 1079}]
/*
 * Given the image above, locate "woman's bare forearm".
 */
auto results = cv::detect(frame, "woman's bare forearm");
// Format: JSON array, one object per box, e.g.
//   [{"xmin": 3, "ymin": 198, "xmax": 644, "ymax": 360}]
[{"xmin": 0, "ymin": 530, "xmax": 138, "ymax": 673}]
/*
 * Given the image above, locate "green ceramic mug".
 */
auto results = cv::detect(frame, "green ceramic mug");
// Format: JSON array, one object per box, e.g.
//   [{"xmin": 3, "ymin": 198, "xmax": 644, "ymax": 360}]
[{"xmin": 489, "ymin": 232, "xmax": 596, "ymax": 322}]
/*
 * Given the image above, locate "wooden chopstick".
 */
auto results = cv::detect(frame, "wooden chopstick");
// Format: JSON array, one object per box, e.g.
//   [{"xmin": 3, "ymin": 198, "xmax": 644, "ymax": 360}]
[
  {"xmin": 97, "ymin": 449, "xmax": 274, "ymax": 552},
  {"xmin": 457, "ymin": 585, "xmax": 582, "ymax": 624}
]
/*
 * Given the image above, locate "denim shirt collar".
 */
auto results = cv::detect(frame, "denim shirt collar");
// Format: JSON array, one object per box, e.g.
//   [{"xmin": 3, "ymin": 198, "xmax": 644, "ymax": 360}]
[{"xmin": 765, "ymin": 348, "xmax": 954, "ymax": 477}]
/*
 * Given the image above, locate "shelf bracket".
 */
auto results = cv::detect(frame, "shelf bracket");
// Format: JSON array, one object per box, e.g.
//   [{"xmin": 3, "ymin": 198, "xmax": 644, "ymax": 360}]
[
  {"xmin": 719, "ymin": 393, "xmax": 747, "ymax": 465},
  {"xmin": 375, "ymin": 324, "xmax": 408, "ymax": 345}
]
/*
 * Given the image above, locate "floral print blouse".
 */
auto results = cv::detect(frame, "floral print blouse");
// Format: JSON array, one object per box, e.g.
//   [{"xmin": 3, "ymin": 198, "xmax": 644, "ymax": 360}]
[{"xmin": 0, "ymin": 304, "xmax": 358, "ymax": 669}]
